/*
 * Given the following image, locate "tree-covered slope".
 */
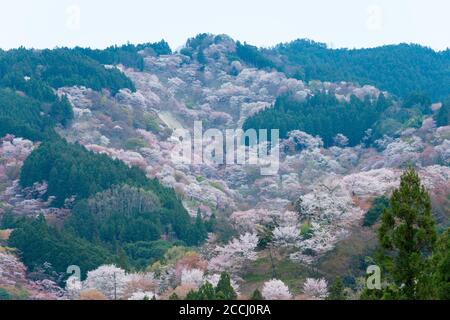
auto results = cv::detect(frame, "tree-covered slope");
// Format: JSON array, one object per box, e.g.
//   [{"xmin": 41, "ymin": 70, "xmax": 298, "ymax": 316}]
[{"xmin": 241, "ymin": 39, "xmax": 450, "ymax": 100}]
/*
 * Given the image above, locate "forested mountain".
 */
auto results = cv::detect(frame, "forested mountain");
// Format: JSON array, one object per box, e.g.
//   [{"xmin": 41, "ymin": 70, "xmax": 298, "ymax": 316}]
[
  {"xmin": 0, "ymin": 34, "xmax": 449, "ymax": 301},
  {"xmin": 238, "ymin": 39, "xmax": 450, "ymax": 100},
  {"xmin": 0, "ymin": 42, "xmax": 207, "ymax": 283},
  {"xmin": 0, "ymin": 48, "xmax": 136, "ymax": 98}
]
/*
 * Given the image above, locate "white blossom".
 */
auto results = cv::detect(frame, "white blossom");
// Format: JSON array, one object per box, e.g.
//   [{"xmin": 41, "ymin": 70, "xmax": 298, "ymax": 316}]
[
  {"xmin": 181, "ymin": 268, "xmax": 204, "ymax": 288},
  {"xmin": 303, "ymin": 278, "xmax": 328, "ymax": 299},
  {"xmin": 262, "ymin": 279, "xmax": 292, "ymax": 300},
  {"xmin": 128, "ymin": 291, "xmax": 158, "ymax": 300}
]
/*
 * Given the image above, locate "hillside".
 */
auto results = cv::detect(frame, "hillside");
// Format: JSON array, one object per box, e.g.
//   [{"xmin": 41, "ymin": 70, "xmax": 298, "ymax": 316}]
[{"xmin": 0, "ymin": 34, "xmax": 449, "ymax": 300}]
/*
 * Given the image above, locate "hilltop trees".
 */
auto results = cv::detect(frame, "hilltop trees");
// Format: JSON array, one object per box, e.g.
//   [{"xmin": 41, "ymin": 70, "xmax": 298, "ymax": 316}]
[
  {"xmin": 268, "ymin": 40, "xmax": 450, "ymax": 100},
  {"xmin": 75, "ymin": 41, "xmax": 172, "ymax": 71},
  {"xmin": 0, "ymin": 47, "xmax": 135, "ymax": 97}
]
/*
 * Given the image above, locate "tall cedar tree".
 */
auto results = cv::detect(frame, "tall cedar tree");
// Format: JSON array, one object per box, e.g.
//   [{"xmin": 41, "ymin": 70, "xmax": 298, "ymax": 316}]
[
  {"xmin": 215, "ymin": 272, "xmax": 237, "ymax": 300},
  {"xmin": 327, "ymin": 277, "xmax": 347, "ymax": 300},
  {"xmin": 378, "ymin": 168, "xmax": 437, "ymax": 299}
]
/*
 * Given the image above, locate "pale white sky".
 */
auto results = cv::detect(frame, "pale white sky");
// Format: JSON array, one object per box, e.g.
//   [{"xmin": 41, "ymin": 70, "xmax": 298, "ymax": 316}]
[{"xmin": 1, "ymin": 0, "xmax": 449, "ymax": 51}]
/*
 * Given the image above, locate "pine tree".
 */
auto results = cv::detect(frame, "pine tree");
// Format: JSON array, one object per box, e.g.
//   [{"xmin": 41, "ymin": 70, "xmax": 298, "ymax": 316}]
[
  {"xmin": 250, "ymin": 289, "xmax": 264, "ymax": 300},
  {"xmin": 198, "ymin": 282, "xmax": 217, "ymax": 300},
  {"xmin": 378, "ymin": 168, "xmax": 437, "ymax": 299},
  {"xmin": 215, "ymin": 272, "xmax": 237, "ymax": 300},
  {"xmin": 435, "ymin": 99, "xmax": 449, "ymax": 127},
  {"xmin": 117, "ymin": 247, "xmax": 129, "ymax": 270},
  {"xmin": 327, "ymin": 277, "xmax": 346, "ymax": 300},
  {"xmin": 429, "ymin": 230, "xmax": 450, "ymax": 299},
  {"xmin": 169, "ymin": 292, "xmax": 180, "ymax": 300}
]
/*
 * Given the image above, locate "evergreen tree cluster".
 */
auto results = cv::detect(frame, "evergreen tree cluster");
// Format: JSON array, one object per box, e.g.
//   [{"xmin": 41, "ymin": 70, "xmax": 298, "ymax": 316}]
[
  {"xmin": 264, "ymin": 40, "xmax": 450, "ymax": 100},
  {"xmin": 235, "ymin": 41, "xmax": 276, "ymax": 70},
  {"xmin": 243, "ymin": 93, "xmax": 391, "ymax": 147},
  {"xmin": 363, "ymin": 196, "xmax": 390, "ymax": 227},
  {"xmin": 0, "ymin": 88, "xmax": 73, "ymax": 141},
  {"xmin": 185, "ymin": 272, "xmax": 237, "ymax": 300},
  {"xmin": 74, "ymin": 40, "xmax": 172, "ymax": 71},
  {"xmin": 9, "ymin": 132, "xmax": 207, "ymax": 273},
  {"xmin": 0, "ymin": 47, "xmax": 136, "ymax": 99},
  {"xmin": 435, "ymin": 98, "xmax": 450, "ymax": 127},
  {"xmin": 7, "ymin": 216, "xmax": 112, "ymax": 279}
]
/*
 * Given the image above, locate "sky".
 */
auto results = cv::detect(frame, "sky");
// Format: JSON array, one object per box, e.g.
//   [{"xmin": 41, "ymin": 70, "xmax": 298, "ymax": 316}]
[{"xmin": 1, "ymin": 0, "xmax": 449, "ymax": 51}]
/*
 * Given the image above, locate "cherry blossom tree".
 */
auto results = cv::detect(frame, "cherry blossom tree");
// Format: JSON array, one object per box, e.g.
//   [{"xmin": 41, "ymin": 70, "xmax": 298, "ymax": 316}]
[
  {"xmin": 333, "ymin": 134, "xmax": 349, "ymax": 147},
  {"xmin": 128, "ymin": 291, "xmax": 158, "ymax": 300},
  {"xmin": 262, "ymin": 279, "xmax": 292, "ymax": 300},
  {"xmin": 302, "ymin": 278, "xmax": 328, "ymax": 299},
  {"xmin": 83, "ymin": 265, "xmax": 129, "ymax": 300},
  {"xmin": 208, "ymin": 233, "xmax": 259, "ymax": 274},
  {"xmin": 273, "ymin": 226, "xmax": 300, "ymax": 247},
  {"xmin": 181, "ymin": 268, "xmax": 204, "ymax": 288}
]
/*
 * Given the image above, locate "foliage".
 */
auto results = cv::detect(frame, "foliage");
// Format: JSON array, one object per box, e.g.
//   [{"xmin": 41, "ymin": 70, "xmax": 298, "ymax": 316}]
[
  {"xmin": 327, "ymin": 277, "xmax": 347, "ymax": 300},
  {"xmin": 302, "ymin": 278, "xmax": 328, "ymax": 299},
  {"xmin": 268, "ymin": 40, "xmax": 450, "ymax": 100},
  {"xmin": 75, "ymin": 41, "xmax": 171, "ymax": 71},
  {"xmin": 19, "ymin": 138, "xmax": 150, "ymax": 206},
  {"xmin": 83, "ymin": 265, "xmax": 128, "ymax": 300},
  {"xmin": 0, "ymin": 88, "xmax": 72, "ymax": 141},
  {"xmin": 0, "ymin": 287, "xmax": 12, "ymax": 300},
  {"xmin": 215, "ymin": 272, "xmax": 237, "ymax": 300},
  {"xmin": 8, "ymin": 216, "xmax": 112, "ymax": 278},
  {"xmin": 184, "ymin": 272, "xmax": 237, "ymax": 300},
  {"xmin": 244, "ymin": 93, "xmax": 390, "ymax": 147},
  {"xmin": 0, "ymin": 47, "xmax": 135, "ymax": 97},
  {"xmin": 435, "ymin": 98, "xmax": 450, "ymax": 127},
  {"xmin": 261, "ymin": 279, "xmax": 292, "ymax": 300},
  {"xmin": 428, "ymin": 230, "xmax": 450, "ymax": 299},
  {"xmin": 235, "ymin": 41, "xmax": 276, "ymax": 70},
  {"xmin": 250, "ymin": 289, "xmax": 264, "ymax": 300},
  {"xmin": 373, "ymin": 168, "xmax": 437, "ymax": 299},
  {"xmin": 363, "ymin": 196, "xmax": 390, "ymax": 227}
]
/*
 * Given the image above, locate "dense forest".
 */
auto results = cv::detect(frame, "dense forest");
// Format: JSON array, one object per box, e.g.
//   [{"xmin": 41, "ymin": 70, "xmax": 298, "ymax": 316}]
[
  {"xmin": 243, "ymin": 93, "xmax": 392, "ymax": 147},
  {"xmin": 0, "ymin": 88, "xmax": 73, "ymax": 141},
  {"xmin": 435, "ymin": 98, "xmax": 450, "ymax": 127},
  {"xmin": 0, "ymin": 48, "xmax": 136, "ymax": 99},
  {"xmin": 0, "ymin": 35, "xmax": 448, "ymax": 300},
  {"xmin": 0, "ymin": 45, "xmax": 138, "ymax": 141},
  {"xmin": 6, "ymin": 215, "xmax": 113, "ymax": 279},
  {"xmin": 0, "ymin": 43, "xmax": 207, "ymax": 278},
  {"xmin": 237, "ymin": 39, "xmax": 450, "ymax": 100},
  {"xmin": 11, "ymin": 138, "xmax": 207, "ymax": 273},
  {"xmin": 74, "ymin": 40, "xmax": 172, "ymax": 71},
  {"xmin": 243, "ymin": 91, "xmax": 444, "ymax": 147}
]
